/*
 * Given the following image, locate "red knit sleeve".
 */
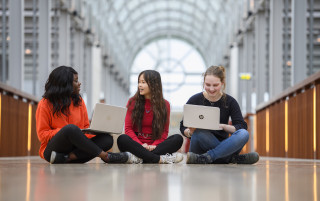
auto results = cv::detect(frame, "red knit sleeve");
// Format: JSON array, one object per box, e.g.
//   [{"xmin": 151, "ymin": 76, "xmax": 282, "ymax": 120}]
[
  {"xmin": 124, "ymin": 98, "xmax": 143, "ymax": 145},
  {"xmin": 151, "ymin": 100, "xmax": 170, "ymax": 146}
]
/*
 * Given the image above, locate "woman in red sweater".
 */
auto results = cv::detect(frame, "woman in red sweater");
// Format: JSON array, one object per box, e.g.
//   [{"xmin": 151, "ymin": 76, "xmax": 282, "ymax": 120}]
[
  {"xmin": 117, "ymin": 70, "xmax": 183, "ymax": 163},
  {"xmin": 36, "ymin": 66, "xmax": 128, "ymax": 164}
]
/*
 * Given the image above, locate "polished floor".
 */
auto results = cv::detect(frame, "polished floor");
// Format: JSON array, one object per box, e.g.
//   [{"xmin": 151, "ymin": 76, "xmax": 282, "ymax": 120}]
[{"xmin": 0, "ymin": 156, "xmax": 319, "ymax": 201}]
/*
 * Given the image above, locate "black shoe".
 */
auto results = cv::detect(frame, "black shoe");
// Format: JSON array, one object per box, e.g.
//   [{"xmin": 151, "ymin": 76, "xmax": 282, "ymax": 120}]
[
  {"xmin": 105, "ymin": 152, "xmax": 129, "ymax": 163},
  {"xmin": 186, "ymin": 152, "xmax": 212, "ymax": 164},
  {"xmin": 231, "ymin": 152, "xmax": 259, "ymax": 164},
  {"xmin": 50, "ymin": 151, "xmax": 68, "ymax": 164}
]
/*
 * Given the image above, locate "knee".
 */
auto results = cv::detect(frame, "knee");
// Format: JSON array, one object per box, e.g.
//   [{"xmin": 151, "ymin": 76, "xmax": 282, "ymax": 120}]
[
  {"xmin": 172, "ymin": 134, "xmax": 183, "ymax": 146},
  {"xmin": 117, "ymin": 134, "xmax": 130, "ymax": 151},
  {"xmin": 237, "ymin": 129, "xmax": 249, "ymax": 142},
  {"xmin": 101, "ymin": 135, "xmax": 114, "ymax": 150},
  {"xmin": 117, "ymin": 134, "xmax": 129, "ymax": 145},
  {"xmin": 63, "ymin": 124, "xmax": 81, "ymax": 135}
]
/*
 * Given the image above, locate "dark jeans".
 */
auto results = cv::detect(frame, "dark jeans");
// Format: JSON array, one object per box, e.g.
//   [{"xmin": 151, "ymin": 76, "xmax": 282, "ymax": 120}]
[
  {"xmin": 43, "ymin": 124, "xmax": 113, "ymax": 163},
  {"xmin": 117, "ymin": 134, "xmax": 183, "ymax": 163}
]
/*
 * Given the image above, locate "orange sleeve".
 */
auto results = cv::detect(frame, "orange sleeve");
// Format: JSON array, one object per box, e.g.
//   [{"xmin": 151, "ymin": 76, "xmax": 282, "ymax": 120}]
[
  {"xmin": 36, "ymin": 100, "xmax": 61, "ymax": 145},
  {"xmin": 82, "ymin": 99, "xmax": 90, "ymax": 128},
  {"xmin": 81, "ymin": 99, "xmax": 94, "ymax": 139},
  {"xmin": 151, "ymin": 100, "xmax": 170, "ymax": 146}
]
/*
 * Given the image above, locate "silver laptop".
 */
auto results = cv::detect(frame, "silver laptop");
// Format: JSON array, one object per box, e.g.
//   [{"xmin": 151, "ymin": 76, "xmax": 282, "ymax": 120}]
[
  {"xmin": 82, "ymin": 103, "xmax": 127, "ymax": 134},
  {"xmin": 183, "ymin": 104, "xmax": 222, "ymax": 130}
]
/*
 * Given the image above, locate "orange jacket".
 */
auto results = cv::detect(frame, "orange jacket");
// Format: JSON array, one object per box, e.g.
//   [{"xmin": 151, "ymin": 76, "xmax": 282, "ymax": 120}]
[{"xmin": 36, "ymin": 98, "xmax": 93, "ymax": 159}]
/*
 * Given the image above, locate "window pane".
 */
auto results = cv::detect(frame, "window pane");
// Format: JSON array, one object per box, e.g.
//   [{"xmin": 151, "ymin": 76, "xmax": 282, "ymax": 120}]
[{"xmin": 131, "ymin": 38, "xmax": 206, "ymax": 110}]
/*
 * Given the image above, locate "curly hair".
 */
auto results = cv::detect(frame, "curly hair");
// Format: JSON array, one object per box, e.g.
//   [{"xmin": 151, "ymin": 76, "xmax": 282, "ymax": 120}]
[
  {"xmin": 128, "ymin": 70, "xmax": 167, "ymax": 140},
  {"xmin": 43, "ymin": 66, "xmax": 82, "ymax": 117}
]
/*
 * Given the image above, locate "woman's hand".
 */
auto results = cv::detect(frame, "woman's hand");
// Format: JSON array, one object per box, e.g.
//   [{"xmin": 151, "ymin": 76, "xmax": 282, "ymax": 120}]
[
  {"xmin": 219, "ymin": 124, "xmax": 225, "ymax": 130},
  {"xmin": 148, "ymin": 145, "xmax": 156, "ymax": 151},
  {"xmin": 219, "ymin": 124, "xmax": 236, "ymax": 133},
  {"xmin": 142, "ymin": 143, "xmax": 156, "ymax": 151},
  {"xmin": 184, "ymin": 127, "xmax": 196, "ymax": 138},
  {"xmin": 142, "ymin": 143, "xmax": 149, "ymax": 150}
]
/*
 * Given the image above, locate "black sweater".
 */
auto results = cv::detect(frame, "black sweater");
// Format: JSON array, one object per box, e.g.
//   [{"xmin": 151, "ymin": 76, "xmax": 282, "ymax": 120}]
[{"xmin": 180, "ymin": 92, "xmax": 247, "ymax": 141}]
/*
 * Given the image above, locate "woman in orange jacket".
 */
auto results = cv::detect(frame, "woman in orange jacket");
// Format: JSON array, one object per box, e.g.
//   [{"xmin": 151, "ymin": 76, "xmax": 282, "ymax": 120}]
[{"xmin": 36, "ymin": 66, "xmax": 128, "ymax": 164}]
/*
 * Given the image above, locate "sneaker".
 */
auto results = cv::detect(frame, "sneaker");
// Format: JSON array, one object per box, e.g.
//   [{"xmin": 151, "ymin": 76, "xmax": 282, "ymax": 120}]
[
  {"xmin": 106, "ymin": 152, "xmax": 129, "ymax": 163},
  {"xmin": 186, "ymin": 152, "xmax": 212, "ymax": 164},
  {"xmin": 160, "ymin": 153, "xmax": 183, "ymax": 164},
  {"xmin": 126, "ymin": 152, "xmax": 143, "ymax": 164},
  {"xmin": 50, "ymin": 151, "xmax": 68, "ymax": 164},
  {"xmin": 230, "ymin": 152, "xmax": 259, "ymax": 164}
]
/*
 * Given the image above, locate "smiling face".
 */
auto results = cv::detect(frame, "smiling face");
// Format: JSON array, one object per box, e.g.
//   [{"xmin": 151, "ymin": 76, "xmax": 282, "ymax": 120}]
[
  {"xmin": 72, "ymin": 74, "xmax": 81, "ymax": 95},
  {"xmin": 203, "ymin": 75, "xmax": 223, "ymax": 100},
  {"xmin": 138, "ymin": 74, "xmax": 151, "ymax": 99}
]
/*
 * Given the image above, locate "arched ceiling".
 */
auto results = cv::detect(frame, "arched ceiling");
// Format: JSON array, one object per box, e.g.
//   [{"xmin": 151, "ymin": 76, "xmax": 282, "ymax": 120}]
[{"xmin": 84, "ymin": 0, "xmax": 243, "ymax": 72}]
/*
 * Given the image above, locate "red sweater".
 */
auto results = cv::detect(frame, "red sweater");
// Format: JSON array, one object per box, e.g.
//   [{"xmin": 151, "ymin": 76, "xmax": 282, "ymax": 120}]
[
  {"xmin": 125, "ymin": 98, "xmax": 170, "ymax": 146},
  {"xmin": 36, "ymin": 98, "xmax": 93, "ymax": 159}
]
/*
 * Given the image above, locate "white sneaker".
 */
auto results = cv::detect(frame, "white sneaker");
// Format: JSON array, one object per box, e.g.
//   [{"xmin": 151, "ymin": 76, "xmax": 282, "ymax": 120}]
[
  {"xmin": 160, "ymin": 153, "xmax": 183, "ymax": 164},
  {"xmin": 126, "ymin": 152, "xmax": 143, "ymax": 164}
]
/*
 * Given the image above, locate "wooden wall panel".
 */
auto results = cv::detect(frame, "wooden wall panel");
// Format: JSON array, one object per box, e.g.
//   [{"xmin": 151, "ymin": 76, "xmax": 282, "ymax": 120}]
[
  {"xmin": 241, "ymin": 115, "xmax": 251, "ymax": 154},
  {"xmin": 1, "ymin": 95, "xmax": 16, "ymax": 156},
  {"xmin": 269, "ymin": 101, "xmax": 285, "ymax": 157},
  {"xmin": 300, "ymin": 88, "xmax": 314, "ymax": 159},
  {"xmin": 256, "ymin": 110, "xmax": 266, "ymax": 156},
  {"xmin": 288, "ymin": 95, "xmax": 298, "ymax": 158},
  {"xmin": 17, "ymin": 100, "xmax": 29, "ymax": 156},
  {"xmin": 255, "ymin": 71, "xmax": 320, "ymax": 159},
  {"xmin": 295, "ymin": 89, "xmax": 313, "ymax": 159},
  {"xmin": 30, "ymin": 104, "xmax": 40, "ymax": 156},
  {"xmin": 0, "ymin": 94, "xmax": 4, "ymax": 155},
  {"xmin": 0, "ymin": 95, "xmax": 28, "ymax": 156},
  {"xmin": 316, "ymin": 83, "xmax": 320, "ymax": 159},
  {"xmin": 288, "ymin": 89, "xmax": 314, "ymax": 159}
]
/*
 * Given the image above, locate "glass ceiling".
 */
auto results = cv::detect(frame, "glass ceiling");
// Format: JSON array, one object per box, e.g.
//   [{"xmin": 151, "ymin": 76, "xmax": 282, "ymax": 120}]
[
  {"xmin": 130, "ymin": 38, "xmax": 206, "ymax": 110},
  {"xmin": 84, "ymin": 0, "xmax": 243, "ymax": 74}
]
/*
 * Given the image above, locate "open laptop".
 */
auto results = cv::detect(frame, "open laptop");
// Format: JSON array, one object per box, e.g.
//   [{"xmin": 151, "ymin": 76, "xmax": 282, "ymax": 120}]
[
  {"xmin": 183, "ymin": 104, "xmax": 222, "ymax": 130},
  {"xmin": 82, "ymin": 103, "xmax": 127, "ymax": 134}
]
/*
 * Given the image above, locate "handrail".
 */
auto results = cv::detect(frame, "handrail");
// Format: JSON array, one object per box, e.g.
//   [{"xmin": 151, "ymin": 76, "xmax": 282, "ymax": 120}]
[
  {"xmin": 244, "ymin": 112, "xmax": 255, "ymax": 118},
  {"xmin": 0, "ymin": 82, "xmax": 40, "ymax": 103},
  {"xmin": 256, "ymin": 71, "xmax": 320, "ymax": 112},
  {"xmin": 253, "ymin": 71, "xmax": 320, "ymax": 159}
]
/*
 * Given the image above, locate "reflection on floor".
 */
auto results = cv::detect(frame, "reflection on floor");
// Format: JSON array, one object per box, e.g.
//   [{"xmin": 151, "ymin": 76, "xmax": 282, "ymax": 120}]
[{"xmin": 0, "ymin": 156, "xmax": 319, "ymax": 201}]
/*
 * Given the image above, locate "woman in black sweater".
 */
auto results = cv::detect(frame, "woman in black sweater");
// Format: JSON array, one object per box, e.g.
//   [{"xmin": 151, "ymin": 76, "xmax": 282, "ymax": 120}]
[{"xmin": 180, "ymin": 66, "xmax": 259, "ymax": 164}]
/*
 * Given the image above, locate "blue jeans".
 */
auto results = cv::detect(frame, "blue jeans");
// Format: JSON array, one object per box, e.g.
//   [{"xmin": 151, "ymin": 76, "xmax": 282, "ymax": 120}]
[{"xmin": 189, "ymin": 129, "xmax": 249, "ymax": 163}]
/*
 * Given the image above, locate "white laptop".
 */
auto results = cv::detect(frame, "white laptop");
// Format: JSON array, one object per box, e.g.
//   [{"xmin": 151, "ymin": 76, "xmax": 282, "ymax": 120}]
[
  {"xmin": 82, "ymin": 103, "xmax": 127, "ymax": 134},
  {"xmin": 183, "ymin": 104, "xmax": 222, "ymax": 130}
]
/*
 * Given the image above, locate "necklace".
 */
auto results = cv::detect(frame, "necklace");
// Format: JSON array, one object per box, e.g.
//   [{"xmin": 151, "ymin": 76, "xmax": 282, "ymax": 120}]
[
  {"xmin": 203, "ymin": 91, "xmax": 221, "ymax": 106},
  {"xmin": 145, "ymin": 108, "xmax": 151, "ymax": 113},
  {"xmin": 208, "ymin": 100, "xmax": 215, "ymax": 106}
]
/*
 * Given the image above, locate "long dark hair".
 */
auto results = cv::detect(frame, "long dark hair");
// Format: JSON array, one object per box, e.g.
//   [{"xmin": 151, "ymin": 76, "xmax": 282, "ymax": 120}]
[
  {"xmin": 43, "ymin": 66, "xmax": 81, "ymax": 117},
  {"xmin": 128, "ymin": 70, "xmax": 168, "ymax": 140}
]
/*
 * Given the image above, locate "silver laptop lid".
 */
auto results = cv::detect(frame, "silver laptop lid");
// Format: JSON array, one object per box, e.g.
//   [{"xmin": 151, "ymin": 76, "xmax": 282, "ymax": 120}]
[
  {"xmin": 88, "ymin": 103, "xmax": 127, "ymax": 134},
  {"xmin": 183, "ymin": 104, "xmax": 222, "ymax": 130}
]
